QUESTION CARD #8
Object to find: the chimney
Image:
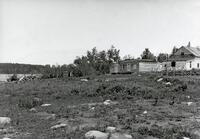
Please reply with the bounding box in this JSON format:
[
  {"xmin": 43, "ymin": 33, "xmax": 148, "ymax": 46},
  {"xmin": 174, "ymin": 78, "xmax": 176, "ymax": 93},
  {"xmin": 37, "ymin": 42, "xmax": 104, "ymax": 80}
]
[{"xmin": 187, "ymin": 41, "xmax": 191, "ymax": 47}]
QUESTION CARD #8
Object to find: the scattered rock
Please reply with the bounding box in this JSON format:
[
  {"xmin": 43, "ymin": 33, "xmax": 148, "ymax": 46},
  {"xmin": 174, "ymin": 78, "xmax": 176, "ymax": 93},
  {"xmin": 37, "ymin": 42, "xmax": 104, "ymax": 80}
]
[
  {"xmin": 90, "ymin": 107, "xmax": 95, "ymax": 110},
  {"xmin": 85, "ymin": 130, "xmax": 108, "ymax": 139},
  {"xmin": 110, "ymin": 133, "xmax": 132, "ymax": 139},
  {"xmin": 81, "ymin": 79, "xmax": 88, "ymax": 82},
  {"xmin": 105, "ymin": 79, "xmax": 109, "ymax": 82},
  {"xmin": 182, "ymin": 102, "xmax": 194, "ymax": 106},
  {"xmin": 106, "ymin": 126, "xmax": 116, "ymax": 133},
  {"xmin": 157, "ymin": 78, "xmax": 163, "ymax": 82},
  {"xmin": 0, "ymin": 117, "xmax": 11, "ymax": 127},
  {"xmin": 41, "ymin": 104, "xmax": 51, "ymax": 107},
  {"xmin": 143, "ymin": 110, "xmax": 148, "ymax": 114},
  {"xmin": 29, "ymin": 108, "xmax": 37, "ymax": 113},
  {"xmin": 165, "ymin": 82, "xmax": 172, "ymax": 86},
  {"xmin": 3, "ymin": 137, "xmax": 11, "ymax": 139},
  {"xmin": 187, "ymin": 102, "xmax": 193, "ymax": 106},
  {"xmin": 51, "ymin": 123, "xmax": 67, "ymax": 129},
  {"xmin": 186, "ymin": 96, "xmax": 191, "ymax": 99},
  {"xmin": 103, "ymin": 100, "xmax": 118, "ymax": 105},
  {"xmin": 36, "ymin": 112, "xmax": 56, "ymax": 120},
  {"xmin": 103, "ymin": 100, "xmax": 111, "ymax": 105}
]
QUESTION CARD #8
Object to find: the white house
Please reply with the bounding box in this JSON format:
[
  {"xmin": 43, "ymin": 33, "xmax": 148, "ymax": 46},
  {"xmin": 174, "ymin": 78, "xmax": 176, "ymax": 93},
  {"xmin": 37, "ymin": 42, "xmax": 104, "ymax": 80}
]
[{"xmin": 165, "ymin": 43, "xmax": 200, "ymax": 71}]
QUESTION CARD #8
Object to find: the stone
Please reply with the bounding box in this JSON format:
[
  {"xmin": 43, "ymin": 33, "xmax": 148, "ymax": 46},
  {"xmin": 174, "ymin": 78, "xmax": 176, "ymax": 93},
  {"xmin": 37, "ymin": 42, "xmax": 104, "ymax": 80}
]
[
  {"xmin": 103, "ymin": 100, "xmax": 119, "ymax": 105},
  {"xmin": 157, "ymin": 78, "xmax": 163, "ymax": 82},
  {"xmin": 103, "ymin": 100, "xmax": 111, "ymax": 105},
  {"xmin": 85, "ymin": 130, "xmax": 108, "ymax": 139},
  {"xmin": 143, "ymin": 110, "xmax": 148, "ymax": 114},
  {"xmin": 110, "ymin": 133, "xmax": 132, "ymax": 139},
  {"xmin": 51, "ymin": 123, "xmax": 67, "ymax": 129},
  {"xmin": 187, "ymin": 102, "xmax": 193, "ymax": 106},
  {"xmin": 0, "ymin": 117, "xmax": 11, "ymax": 127},
  {"xmin": 3, "ymin": 137, "xmax": 11, "ymax": 139},
  {"xmin": 29, "ymin": 108, "xmax": 37, "ymax": 113},
  {"xmin": 186, "ymin": 96, "xmax": 191, "ymax": 99},
  {"xmin": 183, "ymin": 137, "xmax": 190, "ymax": 139},
  {"xmin": 165, "ymin": 82, "xmax": 172, "ymax": 86},
  {"xmin": 106, "ymin": 126, "xmax": 116, "ymax": 133},
  {"xmin": 36, "ymin": 112, "xmax": 56, "ymax": 120},
  {"xmin": 81, "ymin": 79, "xmax": 88, "ymax": 82},
  {"xmin": 41, "ymin": 104, "xmax": 51, "ymax": 107}
]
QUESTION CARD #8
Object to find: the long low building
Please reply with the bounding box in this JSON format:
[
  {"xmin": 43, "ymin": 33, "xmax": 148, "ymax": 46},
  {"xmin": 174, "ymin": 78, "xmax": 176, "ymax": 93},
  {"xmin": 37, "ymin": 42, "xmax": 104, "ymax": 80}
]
[{"xmin": 110, "ymin": 59, "xmax": 163, "ymax": 74}]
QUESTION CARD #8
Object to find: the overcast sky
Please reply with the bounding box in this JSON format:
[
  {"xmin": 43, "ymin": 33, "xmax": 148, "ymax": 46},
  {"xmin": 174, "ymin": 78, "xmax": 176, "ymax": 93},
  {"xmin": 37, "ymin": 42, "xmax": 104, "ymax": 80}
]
[{"xmin": 1, "ymin": 0, "xmax": 200, "ymax": 65}]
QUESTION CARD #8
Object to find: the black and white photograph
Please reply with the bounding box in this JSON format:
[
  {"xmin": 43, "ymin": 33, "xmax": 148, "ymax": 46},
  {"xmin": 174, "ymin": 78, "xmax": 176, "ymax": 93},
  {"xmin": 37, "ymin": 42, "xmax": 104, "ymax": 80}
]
[{"xmin": 1, "ymin": 0, "xmax": 200, "ymax": 138}]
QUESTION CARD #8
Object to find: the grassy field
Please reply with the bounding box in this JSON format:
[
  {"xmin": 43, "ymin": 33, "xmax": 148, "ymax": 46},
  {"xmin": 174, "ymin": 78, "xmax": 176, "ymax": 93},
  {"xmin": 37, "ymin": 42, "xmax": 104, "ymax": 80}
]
[{"xmin": 1, "ymin": 74, "xmax": 200, "ymax": 138}]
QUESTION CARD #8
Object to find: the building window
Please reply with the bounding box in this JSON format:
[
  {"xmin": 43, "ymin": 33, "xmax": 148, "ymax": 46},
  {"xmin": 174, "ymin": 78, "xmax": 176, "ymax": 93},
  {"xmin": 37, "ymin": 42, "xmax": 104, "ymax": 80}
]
[
  {"xmin": 198, "ymin": 63, "xmax": 199, "ymax": 68},
  {"xmin": 181, "ymin": 52, "xmax": 184, "ymax": 56},
  {"xmin": 190, "ymin": 61, "xmax": 192, "ymax": 68},
  {"xmin": 122, "ymin": 64, "xmax": 125, "ymax": 70},
  {"xmin": 171, "ymin": 61, "xmax": 176, "ymax": 67},
  {"xmin": 132, "ymin": 64, "xmax": 136, "ymax": 70}
]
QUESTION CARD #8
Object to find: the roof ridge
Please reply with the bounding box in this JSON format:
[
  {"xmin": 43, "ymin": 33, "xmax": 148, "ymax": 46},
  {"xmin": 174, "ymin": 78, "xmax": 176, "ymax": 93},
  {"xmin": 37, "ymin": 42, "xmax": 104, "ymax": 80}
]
[{"xmin": 185, "ymin": 46, "xmax": 200, "ymax": 57}]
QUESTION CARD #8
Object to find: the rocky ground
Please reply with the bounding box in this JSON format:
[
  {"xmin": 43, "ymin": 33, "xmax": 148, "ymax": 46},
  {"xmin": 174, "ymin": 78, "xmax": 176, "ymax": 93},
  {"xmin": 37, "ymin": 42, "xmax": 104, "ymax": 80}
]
[{"xmin": 0, "ymin": 74, "xmax": 200, "ymax": 138}]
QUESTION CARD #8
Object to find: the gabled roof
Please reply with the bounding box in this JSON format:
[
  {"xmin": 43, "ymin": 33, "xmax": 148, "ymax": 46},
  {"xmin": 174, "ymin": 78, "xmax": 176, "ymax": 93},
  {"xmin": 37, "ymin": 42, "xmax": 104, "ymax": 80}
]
[{"xmin": 185, "ymin": 46, "xmax": 200, "ymax": 57}]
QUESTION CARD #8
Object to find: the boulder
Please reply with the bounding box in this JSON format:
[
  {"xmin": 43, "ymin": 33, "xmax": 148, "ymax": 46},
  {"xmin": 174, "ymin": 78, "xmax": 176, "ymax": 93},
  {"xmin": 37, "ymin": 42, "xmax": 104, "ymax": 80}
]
[
  {"xmin": 51, "ymin": 123, "xmax": 67, "ymax": 129},
  {"xmin": 85, "ymin": 130, "xmax": 108, "ymax": 139},
  {"xmin": 0, "ymin": 117, "xmax": 11, "ymax": 127}
]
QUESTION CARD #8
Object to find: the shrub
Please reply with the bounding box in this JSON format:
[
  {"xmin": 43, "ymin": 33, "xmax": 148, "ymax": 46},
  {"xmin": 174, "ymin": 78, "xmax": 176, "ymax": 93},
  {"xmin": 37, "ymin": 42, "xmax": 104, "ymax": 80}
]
[
  {"xmin": 96, "ymin": 84, "xmax": 108, "ymax": 96},
  {"xmin": 137, "ymin": 126, "xmax": 149, "ymax": 135},
  {"xmin": 70, "ymin": 89, "xmax": 80, "ymax": 95},
  {"xmin": 7, "ymin": 74, "xmax": 19, "ymax": 82},
  {"xmin": 18, "ymin": 97, "xmax": 43, "ymax": 109},
  {"xmin": 148, "ymin": 125, "xmax": 163, "ymax": 138}
]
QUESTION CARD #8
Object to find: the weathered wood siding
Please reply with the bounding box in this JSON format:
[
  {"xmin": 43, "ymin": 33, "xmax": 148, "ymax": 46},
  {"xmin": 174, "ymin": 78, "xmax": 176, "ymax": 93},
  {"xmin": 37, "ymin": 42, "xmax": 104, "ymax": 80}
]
[{"xmin": 139, "ymin": 62, "xmax": 162, "ymax": 72}]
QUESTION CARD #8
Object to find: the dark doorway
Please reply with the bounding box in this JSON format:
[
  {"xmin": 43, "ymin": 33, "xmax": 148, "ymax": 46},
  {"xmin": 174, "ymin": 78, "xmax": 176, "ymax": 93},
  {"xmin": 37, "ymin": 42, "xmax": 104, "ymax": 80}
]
[{"xmin": 171, "ymin": 61, "xmax": 176, "ymax": 67}]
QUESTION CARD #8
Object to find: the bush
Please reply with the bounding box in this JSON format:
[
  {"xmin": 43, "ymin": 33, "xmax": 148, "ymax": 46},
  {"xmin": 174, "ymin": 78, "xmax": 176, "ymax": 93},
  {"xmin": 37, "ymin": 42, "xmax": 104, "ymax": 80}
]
[
  {"xmin": 7, "ymin": 74, "xmax": 19, "ymax": 82},
  {"xmin": 137, "ymin": 126, "xmax": 149, "ymax": 135},
  {"xmin": 70, "ymin": 89, "xmax": 80, "ymax": 95},
  {"xmin": 18, "ymin": 97, "xmax": 43, "ymax": 109}
]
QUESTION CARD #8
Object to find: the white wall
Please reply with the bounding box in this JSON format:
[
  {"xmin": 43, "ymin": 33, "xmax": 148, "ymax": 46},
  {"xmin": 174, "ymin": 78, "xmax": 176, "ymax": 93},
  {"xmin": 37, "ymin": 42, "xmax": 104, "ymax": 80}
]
[
  {"xmin": 139, "ymin": 62, "xmax": 162, "ymax": 72},
  {"xmin": 186, "ymin": 58, "xmax": 200, "ymax": 70}
]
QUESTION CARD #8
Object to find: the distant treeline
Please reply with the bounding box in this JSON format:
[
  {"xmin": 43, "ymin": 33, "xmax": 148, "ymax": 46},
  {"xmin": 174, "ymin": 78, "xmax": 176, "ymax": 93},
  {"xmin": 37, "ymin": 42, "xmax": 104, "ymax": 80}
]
[
  {"xmin": 0, "ymin": 63, "xmax": 68, "ymax": 78},
  {"xmin": 0, "ymin": 63, "xmax": 45, "ymax": 74}
]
